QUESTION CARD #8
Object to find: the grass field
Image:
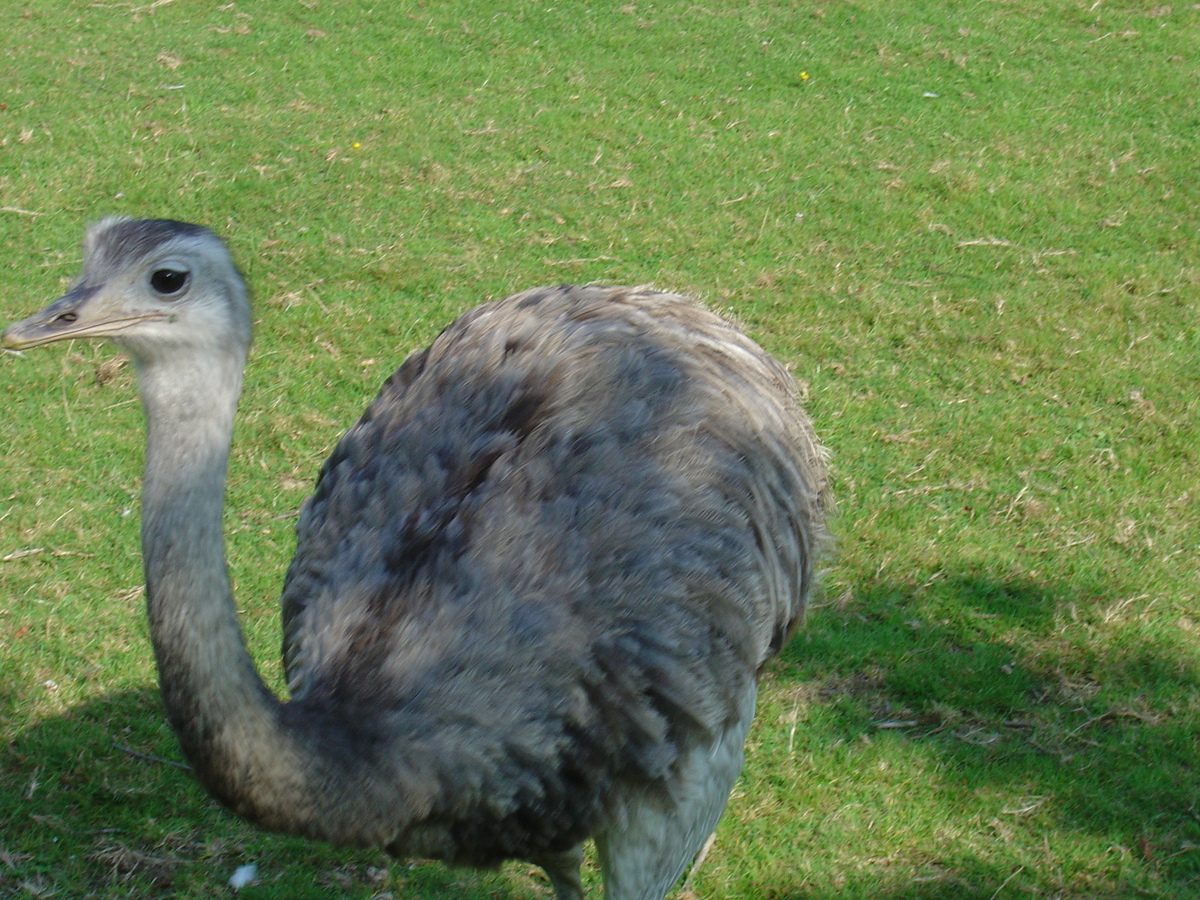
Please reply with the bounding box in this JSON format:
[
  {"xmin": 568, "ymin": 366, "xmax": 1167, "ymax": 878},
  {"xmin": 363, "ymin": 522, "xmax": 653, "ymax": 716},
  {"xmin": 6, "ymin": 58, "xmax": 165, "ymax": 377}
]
[{"xmin": 1, "ymin": 1, "xmax": 1198, "ymax": 897}]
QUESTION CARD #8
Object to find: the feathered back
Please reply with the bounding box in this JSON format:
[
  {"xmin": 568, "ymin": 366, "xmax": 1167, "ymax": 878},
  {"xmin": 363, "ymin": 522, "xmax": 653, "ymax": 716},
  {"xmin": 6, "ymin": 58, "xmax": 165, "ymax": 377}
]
[{"xmin": 276, "ymin": 284, "xmax": 827, "ymax": 859}]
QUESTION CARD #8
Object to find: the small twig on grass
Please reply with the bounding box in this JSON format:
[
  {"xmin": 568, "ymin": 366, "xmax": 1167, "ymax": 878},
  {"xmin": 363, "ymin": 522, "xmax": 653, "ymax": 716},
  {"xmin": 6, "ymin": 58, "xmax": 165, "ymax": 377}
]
[
  {"xmin": 1002, "ymin": 796, "xmax": 1048, "ymax": 817},
  {"xmin": 786, "ymin": 691, "xmax": 807, "ymax": 755},
  {"xmin": 988, "ymin": 865, "xmax": 1025, "ymax": 900},
  {"xmin": 1019, "ymin": 534, "xmax": 1095, "ymax": 554},
  {"xmin": 544, "ymin": 256, "xmax": 619, "ymax": 266},
  {"xmin": 113, "ymin": 741, "xmax": 192, "ymax": 771},
  {"xmin": 1, "ymin": 548, "xmax": 44, "ymax": 562},
  {"xmin": 958, "ymin": 236, "xmax": 1018, "ymax": 249},
  {"xmin": 678, "ymin": 832, "xmax": 717, "ymax": 898},
  {"xmin": 1, "ymin": 547, "xmax": 96, "ymax": 562},
  {"xmin": 955, "ymin": 235, "xmax": 1075, "ymax": 266},
  {"xmin": 1067, "ymin": 711, "xmax": 1113, "ymax": 736},
  {"xmin": 1002, "ymin": 484, "xmax": 1030, "ymax": 521}
]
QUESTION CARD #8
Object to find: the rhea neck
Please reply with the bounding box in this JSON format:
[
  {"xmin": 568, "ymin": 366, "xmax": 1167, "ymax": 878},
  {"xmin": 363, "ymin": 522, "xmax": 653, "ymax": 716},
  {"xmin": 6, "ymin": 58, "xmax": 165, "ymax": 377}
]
[
  {"xmin": 135, "ymin": 339, "xmax": 247, "ymax": 652},
  {"xmin": 132, "ymin": 338, "xmax": 298, "ymax": 820},
  {"xmin": 128, "ymin": 333, "xmax": 421, "ymax": 847}
]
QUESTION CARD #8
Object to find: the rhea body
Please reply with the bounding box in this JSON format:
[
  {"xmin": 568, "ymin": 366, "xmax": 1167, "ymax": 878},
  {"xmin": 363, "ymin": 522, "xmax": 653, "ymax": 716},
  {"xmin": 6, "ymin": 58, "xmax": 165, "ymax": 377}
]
[{"xmin": 2, "ymin": 218, "xmax": 828, "ymax": 899}]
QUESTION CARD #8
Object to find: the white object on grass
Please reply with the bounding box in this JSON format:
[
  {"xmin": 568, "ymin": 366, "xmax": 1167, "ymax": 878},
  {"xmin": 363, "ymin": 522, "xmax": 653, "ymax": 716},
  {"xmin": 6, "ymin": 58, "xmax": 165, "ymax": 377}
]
[{"xmin": 229, "ymin": 864, "xmax": 257, "ymax": 889}]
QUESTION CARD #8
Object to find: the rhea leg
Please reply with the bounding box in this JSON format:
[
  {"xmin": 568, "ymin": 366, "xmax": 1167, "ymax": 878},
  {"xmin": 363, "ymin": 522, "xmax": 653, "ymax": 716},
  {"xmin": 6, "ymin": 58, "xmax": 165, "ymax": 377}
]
[
  {"xmin": 532, "ymin": 845, "xmax": 585, "ymax": 900},
  {"xmin": 594, "ymin": 685, "xmax": 756, "ymax": 900}
]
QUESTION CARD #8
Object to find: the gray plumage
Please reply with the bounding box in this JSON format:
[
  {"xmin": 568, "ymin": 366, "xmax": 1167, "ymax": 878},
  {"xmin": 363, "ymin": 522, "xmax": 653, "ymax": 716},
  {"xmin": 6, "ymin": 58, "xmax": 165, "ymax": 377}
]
[{"xmin": 2, "ymin": 217, "xmax": 829, "ymax": 899}]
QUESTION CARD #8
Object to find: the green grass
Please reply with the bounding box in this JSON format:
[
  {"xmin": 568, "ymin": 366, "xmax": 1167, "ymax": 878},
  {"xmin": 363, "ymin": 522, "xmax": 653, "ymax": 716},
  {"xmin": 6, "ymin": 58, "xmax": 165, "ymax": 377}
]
[{"xmin": 1, "ymin": 0, "xmax": 1198, "ymax": 897}]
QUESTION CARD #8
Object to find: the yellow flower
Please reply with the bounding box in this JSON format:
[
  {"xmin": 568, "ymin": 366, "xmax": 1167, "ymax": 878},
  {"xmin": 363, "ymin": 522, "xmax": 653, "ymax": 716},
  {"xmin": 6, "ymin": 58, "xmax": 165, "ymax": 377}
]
[
  {"xmin": 799, "ymin": 71, "xmax": 810, "ymax": 82},
  {"xmin": 352, "ymin": 142, "xmax": 361, "ymax": 149}
]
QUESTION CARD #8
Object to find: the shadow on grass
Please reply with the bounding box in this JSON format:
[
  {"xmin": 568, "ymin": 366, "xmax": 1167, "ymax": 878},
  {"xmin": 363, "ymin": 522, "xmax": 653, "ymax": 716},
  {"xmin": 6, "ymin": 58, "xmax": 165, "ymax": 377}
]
[
  {"xmin": 0, "ymin": 689, "xmax": 536, "ymax": 899},
  {"xmin": 3, "ymin": 572, "xmax": 1197, "ymax": 898},
  {"xmin": 774, "ymin": 569, "xmax": 1200, "ymax": 898}
]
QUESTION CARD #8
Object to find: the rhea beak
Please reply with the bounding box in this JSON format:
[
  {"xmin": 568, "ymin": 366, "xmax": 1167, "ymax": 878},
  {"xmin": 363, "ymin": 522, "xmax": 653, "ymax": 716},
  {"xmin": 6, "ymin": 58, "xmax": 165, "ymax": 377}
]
[{"xmin": 2, "ymin": 287, "xmax": 168, "ymax": 350}]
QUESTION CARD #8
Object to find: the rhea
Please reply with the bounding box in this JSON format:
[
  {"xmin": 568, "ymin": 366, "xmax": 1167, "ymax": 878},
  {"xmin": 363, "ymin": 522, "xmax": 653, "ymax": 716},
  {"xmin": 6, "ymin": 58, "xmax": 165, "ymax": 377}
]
[{"xmin": 2, "ymin": 218, "xmax": 828, "ymax": 899}]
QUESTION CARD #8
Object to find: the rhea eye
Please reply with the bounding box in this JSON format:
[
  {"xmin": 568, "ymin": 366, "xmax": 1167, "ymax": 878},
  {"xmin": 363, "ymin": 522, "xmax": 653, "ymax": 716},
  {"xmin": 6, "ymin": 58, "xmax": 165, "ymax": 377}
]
[{"xmin": 150, "ymin": 268, "xmax": 189, "ymax": 296}]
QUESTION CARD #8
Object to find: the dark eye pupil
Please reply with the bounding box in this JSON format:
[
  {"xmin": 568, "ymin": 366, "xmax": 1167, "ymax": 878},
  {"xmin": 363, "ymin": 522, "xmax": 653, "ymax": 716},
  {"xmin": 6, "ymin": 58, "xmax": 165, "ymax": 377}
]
[{"xmin": 151, "ymin": 268, "xmax": 188, "ymax": 295}]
